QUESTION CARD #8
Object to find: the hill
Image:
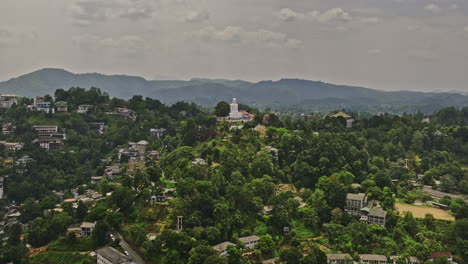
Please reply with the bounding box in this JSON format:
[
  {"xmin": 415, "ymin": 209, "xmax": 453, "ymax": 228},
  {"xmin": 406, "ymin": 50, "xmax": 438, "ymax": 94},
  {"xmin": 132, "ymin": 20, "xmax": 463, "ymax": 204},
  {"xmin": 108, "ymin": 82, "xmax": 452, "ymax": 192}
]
[{"xmin": 1, "ymin": 68, "xmax": 467, "ymax": 113}]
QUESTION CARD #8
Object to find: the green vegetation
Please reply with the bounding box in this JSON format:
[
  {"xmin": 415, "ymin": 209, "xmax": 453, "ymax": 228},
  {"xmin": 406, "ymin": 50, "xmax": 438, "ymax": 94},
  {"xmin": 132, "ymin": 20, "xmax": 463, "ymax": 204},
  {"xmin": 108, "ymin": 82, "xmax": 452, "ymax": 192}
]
[
  {"xmin": 0, "ymin": 87, "xmax": 467, "ymax": 264},
  {"xmin": 29, "ymin": 252, "xmax": 93, "ymax": 264}
]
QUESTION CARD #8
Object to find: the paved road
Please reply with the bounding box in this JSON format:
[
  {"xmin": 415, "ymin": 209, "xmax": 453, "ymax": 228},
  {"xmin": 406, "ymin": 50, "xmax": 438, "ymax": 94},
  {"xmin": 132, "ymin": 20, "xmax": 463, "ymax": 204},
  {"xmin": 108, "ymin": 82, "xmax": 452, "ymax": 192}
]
[
  {"xmin": 422, "ymin": 185, "xmax": 468, "ymax": 202},
  {"xmin": 112, "ymin": 231, "xmax": 145, "ymax": 264}
]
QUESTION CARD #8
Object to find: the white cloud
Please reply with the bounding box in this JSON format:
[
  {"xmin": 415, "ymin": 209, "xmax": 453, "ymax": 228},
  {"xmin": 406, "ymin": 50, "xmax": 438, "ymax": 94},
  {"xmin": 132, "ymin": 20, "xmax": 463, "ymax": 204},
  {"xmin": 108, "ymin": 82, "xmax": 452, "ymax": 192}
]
[
  {"xmin": 69, "ymin": 0, "xmax": 155, "ymax": 26},
  {"xmin": 189, "ymin": 26, "xmax": 302, "ymax": 49},
  {"xmin": 464, "ymin": 26, "xmax": 468, "ymax": 32},
  {"xmin": 73, "ymin": 34, "xmax": 148, "ymax": 54},
  {"xmin": 279, "ymin": 7, "xmax": 353, "ymax": 24},
  {"xmin": 424, "ymin": 4, "xmax": 441, "ymax": 14},
  {"xmin": 359, "ymin": 17, "xmax": 380, "ymax": 24},
  {"xmin": 184, "ymin": 10, "xmax": 210, "ymax": 23},
  {"xmin": 449, "ymin": 4, "xmax": 458, "ymax": 10}
]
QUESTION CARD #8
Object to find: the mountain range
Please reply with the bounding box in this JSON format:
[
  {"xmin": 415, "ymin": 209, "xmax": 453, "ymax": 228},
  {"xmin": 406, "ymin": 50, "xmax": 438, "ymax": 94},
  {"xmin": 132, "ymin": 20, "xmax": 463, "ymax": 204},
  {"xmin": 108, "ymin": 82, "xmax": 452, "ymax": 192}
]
[{"xmin": 1, "ymin": 68, "xmax": 467, "ymax": 113}]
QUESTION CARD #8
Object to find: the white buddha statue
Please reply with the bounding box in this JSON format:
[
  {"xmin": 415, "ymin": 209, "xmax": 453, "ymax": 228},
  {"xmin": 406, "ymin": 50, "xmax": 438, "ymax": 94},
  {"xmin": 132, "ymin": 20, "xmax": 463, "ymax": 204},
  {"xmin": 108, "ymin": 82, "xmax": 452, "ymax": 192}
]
[{"xmin": 229, "ymin": 98, "xmax": 243, "ymax": 119}]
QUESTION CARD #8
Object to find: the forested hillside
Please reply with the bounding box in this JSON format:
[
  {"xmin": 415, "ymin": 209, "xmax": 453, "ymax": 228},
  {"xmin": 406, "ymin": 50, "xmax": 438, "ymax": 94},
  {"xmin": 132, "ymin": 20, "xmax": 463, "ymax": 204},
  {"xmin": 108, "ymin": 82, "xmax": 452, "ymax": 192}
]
[
  {"xmin": 1, "ymin": 68, "xmax": 468, "ymax": 113},
  {"xmin": 0, "ymin": 88, "xmax": 467, "ymax": 264}
]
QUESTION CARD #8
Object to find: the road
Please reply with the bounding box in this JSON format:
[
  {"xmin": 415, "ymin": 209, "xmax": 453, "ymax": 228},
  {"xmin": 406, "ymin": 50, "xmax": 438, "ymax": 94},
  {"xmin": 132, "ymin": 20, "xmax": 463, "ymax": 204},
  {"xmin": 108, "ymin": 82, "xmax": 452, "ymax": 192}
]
[
  {"xmin": 112, "ymin": 231, "xmax": 145, "ymax": 264},
  {"xmin": 422, "ymin": 185, "xmax": 468, "ymax": 202}
]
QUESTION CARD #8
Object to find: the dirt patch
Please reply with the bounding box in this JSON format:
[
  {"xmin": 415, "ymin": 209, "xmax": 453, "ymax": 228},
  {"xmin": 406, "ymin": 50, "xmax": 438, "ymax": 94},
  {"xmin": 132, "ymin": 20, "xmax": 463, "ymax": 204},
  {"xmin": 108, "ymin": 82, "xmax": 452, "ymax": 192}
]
[
  {"xmin": 28, "ymin": 246, "xmax": 47, "ymax": 257},
  {"xmin": 395, "ymin": 203, "xmax": 454, "ymax": 221}
]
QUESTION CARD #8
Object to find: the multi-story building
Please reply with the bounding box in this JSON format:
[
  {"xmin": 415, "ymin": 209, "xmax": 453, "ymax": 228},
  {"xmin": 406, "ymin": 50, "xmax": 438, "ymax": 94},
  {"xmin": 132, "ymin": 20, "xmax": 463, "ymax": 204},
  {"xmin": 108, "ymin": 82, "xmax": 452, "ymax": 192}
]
[
  {"xmin": 239, "ymin": 235, "xmax": 260, "ymax": 249},
  {"xmin": 345, "ymin": 193, "xmax": 387, "ymax": 227},
  {"xmin": 33, "ymin": 125, "xmax": 59, "ymax": 136},
  {"xmin": 38, "ymin": 138, "xmax": 64, "ymax": 150},
  {"xmin": 0, "ymin": 94, "xmax": 18, "ymax": 108},
  {"xmin": 345, "ymin": 193, "xmax": 367, "ymax": 216},
  {"xmin": 55, "ymin": 101, "xmax": 68, "ymax": 112},
  {"xmin": 33, "ymin": 97, "xmax": 55, "ymax": 113}
]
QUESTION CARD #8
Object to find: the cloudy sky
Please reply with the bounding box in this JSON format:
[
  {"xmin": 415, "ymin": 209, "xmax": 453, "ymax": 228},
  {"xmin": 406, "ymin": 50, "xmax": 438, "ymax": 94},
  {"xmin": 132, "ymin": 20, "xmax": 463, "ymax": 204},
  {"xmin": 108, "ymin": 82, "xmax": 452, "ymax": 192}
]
[{"xmin": 1, "ymin": 0, "xmax": 468, "ymax": 91}]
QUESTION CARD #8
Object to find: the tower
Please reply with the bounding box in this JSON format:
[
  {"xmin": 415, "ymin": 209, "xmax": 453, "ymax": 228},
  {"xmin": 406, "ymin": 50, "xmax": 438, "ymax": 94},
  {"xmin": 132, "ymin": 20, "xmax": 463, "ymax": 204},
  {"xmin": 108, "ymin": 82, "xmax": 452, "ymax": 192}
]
[{"xmin": 177, "ymin": 216, "xmax": 183, "ymax": 231}]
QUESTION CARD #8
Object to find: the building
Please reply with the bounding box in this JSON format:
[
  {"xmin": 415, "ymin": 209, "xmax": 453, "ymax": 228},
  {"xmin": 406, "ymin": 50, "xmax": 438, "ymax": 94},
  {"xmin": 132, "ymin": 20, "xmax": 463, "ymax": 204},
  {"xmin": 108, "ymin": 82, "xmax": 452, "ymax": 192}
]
[
  {"xmin": 129, "ymin": 140, "xmax": 148, "ymax": 155},
  {"xmin": 104, "ymin": 165, "xmax": 120, "ymax": 180},
  {"xmin": 327, "ymin": 253, "xmax": 354, "ymax": 264},
  {"xmin": 192, "ymin": 158, "xmax": 207, "ymax": 166},
  {"xmin": 80, "ymin": 222, "xmax": 96, "ymax": 236},
  {"xmin": 345, "ymin": 193, "xmax": 387, "ymax": 227},
  {"xmin": 38, "ymin": 138, "xmax": 64, "ymax": 150},
  {"xmin": 55, "ymin": 101, "xmax": 68, "ymax": 112},
  {"xmin": 331, "ymin": 112, "xmax": 354, "ymax": 129},
  {"xmin": 429, "ymin": 252, "xmax": 453, "ymax": 263},
  {"xmin": 0, "ymin": 94, "xmax": 18, "ymax": 108},
  {"xmin": 360, "ymin": 204, "xmax": 387, "ymax": 227},
  {"xmin": 345, "ymin": 193, "xmax": 368, "ymax": 216},
  {"xmin": 359, "ymin": 254, "xmax": 388, "ymax": 264},
  {"xmin": 150, "ymin": 128, "xmax": 167, "ymax": 139},
  {"xmin": 2, "ymin": 123, "xmax": 15, "ymax": 135},
  {"xmin": 213, "ymin": 241, "xmax": 236, "ymax": 257},
  {"xmin": 390, "ymin": 256, "xmax": 421, "ymax": 264},
  {"xmin": 33, "ymin": 97, "xmax": 55, "ymax": 114},
  {"xmin": 96, "ymin": 246, "xmax": 132, "ymax": 264},
  {"xmin": 3, "ymin": 142, "xmax": 24, "ymax": 151},
  {"xmin": 89, "ymin": 122, "xmax": 106, "ymax": 134},
  {"xmin": 33, "ymin": 125, "xmax": 59, "ymax": 136},
  {"xmin": 91, "ymin": 176, "xmax": 103, "ymax": 185},
  {"xmin": 77, "ymin": 104, "xmax": 93, "ymax": 114},
  {"xmin": 239, "ymin": 235, "xmax": 259, "ymax": 249}
]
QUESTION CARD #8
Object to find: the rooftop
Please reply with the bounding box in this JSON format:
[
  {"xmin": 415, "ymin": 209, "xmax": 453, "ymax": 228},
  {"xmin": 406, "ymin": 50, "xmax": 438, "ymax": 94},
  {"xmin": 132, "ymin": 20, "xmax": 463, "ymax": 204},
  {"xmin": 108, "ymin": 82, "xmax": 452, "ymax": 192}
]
[
  {"xmin": 239, "ymin": 235, "xmax": 260, "ymax": 244},
  {"xmin": 430, "ymin": 252, "xmax": 452, "ymax": 259},
  {"xmin": 80, "ymin": 222, "xmax": 96, "ymax": 228},
  {"xmin": 327, "ymin": 253, "xmax": 353, "ymax": 261},
  {"xmin": 359, "ymin": 254, "xmax": 387, "ymax": 262},
  {"xmin": 95, "ymin": 246, "xmax": 131, "ymax": 264},
  {"xmin": 212, "ymin": 241, "xmax": 236, "ymax": 252},
  {"xmin": 347, "ymin": 193, "xmax": 366, "ymax": 201}
]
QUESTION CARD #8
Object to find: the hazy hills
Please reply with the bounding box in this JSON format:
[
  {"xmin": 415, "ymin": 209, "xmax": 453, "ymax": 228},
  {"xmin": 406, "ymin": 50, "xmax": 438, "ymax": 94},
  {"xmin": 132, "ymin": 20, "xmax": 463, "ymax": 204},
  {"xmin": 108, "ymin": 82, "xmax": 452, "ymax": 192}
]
[{"xmin": 1, "ymin": 68, "xmax": 467, "ymax": 113}]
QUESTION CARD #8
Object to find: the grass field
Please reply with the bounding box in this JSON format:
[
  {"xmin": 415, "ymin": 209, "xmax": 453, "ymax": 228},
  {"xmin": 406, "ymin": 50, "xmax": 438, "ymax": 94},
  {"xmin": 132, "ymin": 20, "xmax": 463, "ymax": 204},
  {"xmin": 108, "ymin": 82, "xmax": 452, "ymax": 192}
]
[{"xmin": 395, "ymin": 203, "xmax": 454, "ymax": 221}]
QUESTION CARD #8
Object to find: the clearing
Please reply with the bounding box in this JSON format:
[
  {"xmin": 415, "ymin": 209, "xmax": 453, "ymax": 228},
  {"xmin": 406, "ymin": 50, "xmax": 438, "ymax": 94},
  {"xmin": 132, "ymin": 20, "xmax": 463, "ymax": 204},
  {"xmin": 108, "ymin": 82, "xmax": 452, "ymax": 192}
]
[{"xmin": 395, "ymin": 203, "xmax": 454, "ymax": 221}]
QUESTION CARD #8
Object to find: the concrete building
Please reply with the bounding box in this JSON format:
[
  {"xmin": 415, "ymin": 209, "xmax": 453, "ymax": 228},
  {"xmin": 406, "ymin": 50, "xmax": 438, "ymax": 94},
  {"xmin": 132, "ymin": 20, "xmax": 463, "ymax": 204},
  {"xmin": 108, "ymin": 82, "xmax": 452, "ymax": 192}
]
[
  {"xmin": 80, "ymin": 222, "xmax": 96, "ymax": 236},
  {"xmin": 327, "ymin": 253, "xmax": 354, "ymax": 264},
  {"xmin": 77, "ymin": 104, "xmax": 93, "ymax": 114},
  {"xmin": 0, "ymin": 94, "xmax": 18, "ymax": 108},
  {"xmin": 150, "ymin": 128, "xmax": 166, "ymax": 139},
  {"xmin": 331, "ymin": 112, "xmax": 354, "ymax": 129},
  {"xmin": 213, "ymin": 241, "xmax": 236, "ymax": 257},
  {"xmin": 55, "ymin": 101, "xmax": 68, "ymax": 112},
  {"xmin": 239, "ymin": 235, "xmax": 260, "ymax": 249},
  {"xmin": 33, "ymin": 97, "xmax": 55, "ymax": 114},
  {"xmin": 359, "ymin": 254, "xmax": 388, "ymax": 264},
  {"xmin": 345, "ymin": 193, "xmax": 368, "ymax": 216},
  {"xmin": 345, "ymin": 193, "xmax": 387, "ymax": 227},
  {"xmin": 429, "ymin": 252, "xmax": 453, "ymax": 263},
  {"xmin": 33, "ymin": 125, "xmax": 59, "ymax": 136},
  {"xmin": 96, "ymin": 246, "xmax": 132, "ymax": 264},
  {"xmin": 38, "ymin": 138, "xmax": 64, "ymax": 150},
  {"xmin": 91, "ymin": 176, "xmax": 103, "ymax": 185},
  {"xmin": 3, "ymin": 142, "xmax": 24, "ymax": 151},
  {"xmin": 390, "ymin": 256, "xmax": 421, "ymax": 264}
]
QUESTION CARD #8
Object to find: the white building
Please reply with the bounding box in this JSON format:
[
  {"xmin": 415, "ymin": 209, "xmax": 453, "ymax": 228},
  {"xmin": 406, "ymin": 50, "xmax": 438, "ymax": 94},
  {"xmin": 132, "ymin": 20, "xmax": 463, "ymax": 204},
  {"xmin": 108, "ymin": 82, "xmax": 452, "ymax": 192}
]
[
  {"xmin": 239, "ymin": 235, "xmax": 260, "ymax": 249},
  {"xmin": 77, "ymin": 104, "xmax": 93, "ymax": 114},
  {"xmin": 33, "ymin": 97, "xmax": 55, "ymax": 114},
  {"xmin": 213, "ymin": 241, "xmax": 236, "ymax": 257}
]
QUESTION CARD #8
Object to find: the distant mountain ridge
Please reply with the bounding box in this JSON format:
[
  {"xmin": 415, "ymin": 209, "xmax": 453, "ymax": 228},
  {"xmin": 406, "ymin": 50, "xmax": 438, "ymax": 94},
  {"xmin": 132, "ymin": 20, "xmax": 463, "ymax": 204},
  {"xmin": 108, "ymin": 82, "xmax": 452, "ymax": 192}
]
[{"xmin": 1, "ymin": 68, "xmax": 467, "ymax": 113}]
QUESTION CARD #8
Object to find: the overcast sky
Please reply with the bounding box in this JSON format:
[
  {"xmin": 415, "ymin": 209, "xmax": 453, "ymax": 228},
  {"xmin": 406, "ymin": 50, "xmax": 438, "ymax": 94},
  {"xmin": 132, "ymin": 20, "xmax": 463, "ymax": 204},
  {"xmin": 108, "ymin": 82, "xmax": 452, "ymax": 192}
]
[{"xmin": 1, "ymin": 0, "xmax": 468, "ymax": 91}]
